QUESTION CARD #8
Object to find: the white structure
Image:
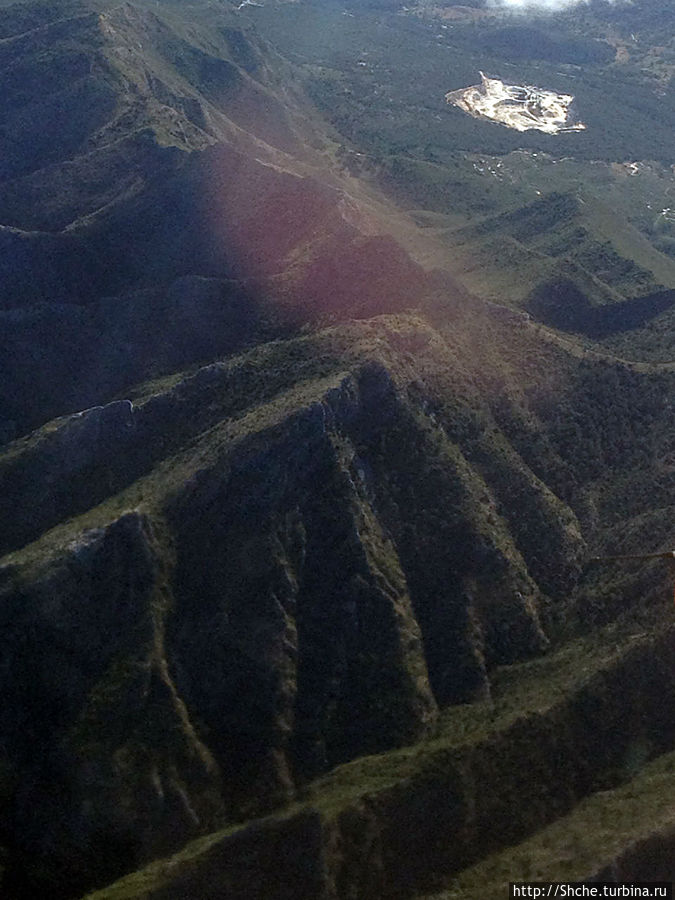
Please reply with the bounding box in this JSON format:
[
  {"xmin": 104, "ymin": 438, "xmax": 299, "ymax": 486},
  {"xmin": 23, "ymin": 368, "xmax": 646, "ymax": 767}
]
[{"xmin": 446, "ymin": 72, "xmax": 586, "ymax": 134}]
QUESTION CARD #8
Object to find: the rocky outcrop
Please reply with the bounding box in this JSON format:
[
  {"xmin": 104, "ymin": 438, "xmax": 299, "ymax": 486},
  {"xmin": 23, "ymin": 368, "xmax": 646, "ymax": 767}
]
[
  {"xmin": 0, "ymin": 344, "xmax": 574, "ymax": 897},
  {"xmin": 0, "ymin": 512, "xmax": 222, "ymax": 900},
  {"xmin": 83, "ymin": 623, "xmax": 675, "ymax": 900},
  {"xmin": 3, "ymin": 292, "xmax": 671, "ymax": 895},
  {"xmin": 0, "ymin": 400, "xmax": 137, "ymax": 554}
]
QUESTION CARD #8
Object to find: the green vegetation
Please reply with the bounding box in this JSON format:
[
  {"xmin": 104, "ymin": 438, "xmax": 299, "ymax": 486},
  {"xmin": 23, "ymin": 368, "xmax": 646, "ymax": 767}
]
[
  {"xmin": 82, "ymin": 609, "xmax": 675, "ymax": 899},
  {"xmin": 241, "ymin": 0, "xmax": 675, "ymax": 361},
  {"xmin": 426, "ymin": 749, "xmax": 675, "ymax": 898},
  {"xmin": 0, "ymin": 0, "xmax": 674, "ymax": 896},
  {"xmin": 249, "ymin": 0, "xmax": 675, "ymax": 164},
  {"xmin": 1, "ymin": 308, "xmax": 672, "ymax": 897}
]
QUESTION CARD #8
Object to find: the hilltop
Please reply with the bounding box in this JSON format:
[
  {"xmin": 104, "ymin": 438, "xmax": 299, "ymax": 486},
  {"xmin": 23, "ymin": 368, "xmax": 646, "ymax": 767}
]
[{"xmin": 0, "ymin": 0, "xmax": 673, "ymax": 897}]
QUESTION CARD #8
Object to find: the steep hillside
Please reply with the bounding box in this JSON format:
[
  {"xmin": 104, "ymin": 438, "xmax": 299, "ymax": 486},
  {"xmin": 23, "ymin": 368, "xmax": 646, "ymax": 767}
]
[
  {"xmin": 80, "ymin": 617, "xmax": 675, "ymax": 900},
  {"xmin": 246, "ymin": 0, "xmax": 675, "ymax": 363},
  {"xmin": 1, "ymin": 0, "xmax": 674, "ymax": 898},
  {"xmin": 1, "ymin": 310, "xmax": 673, "ymax": 898},
  {"xmin": 0, "ymin": 0, "xmax": 440, "ymax": 439}
]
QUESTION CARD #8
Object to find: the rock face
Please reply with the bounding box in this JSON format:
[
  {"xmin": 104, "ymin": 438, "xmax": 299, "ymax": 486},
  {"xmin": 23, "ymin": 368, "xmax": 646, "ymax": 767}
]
[
  {"xmin": 0, "ymin": 512, "xmax": 222, "ymax": 899},
  {"xmin": 1, "ymin": 1, "xmax": 674, "ymax": 898},
  {"xmin": 2, "ymin": 295, "xmax": 673, "ymax": 897},
  {"xmin": 0, "ymin": 328, "xmax": 576, "ymax": 897},
  {"xmin": 82, "ymin": 624, "xmax": 675, "ymax": 900},
  {"xmin": 167, "ymin": 374, "xmax": 438, "ymax": 796}
]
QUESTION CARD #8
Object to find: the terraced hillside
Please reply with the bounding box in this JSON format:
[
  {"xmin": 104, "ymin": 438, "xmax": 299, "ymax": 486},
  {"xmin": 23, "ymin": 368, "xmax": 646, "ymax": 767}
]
[{"xmin": 0, "ymin": 0, "xmax": 674, "ymax": 898}]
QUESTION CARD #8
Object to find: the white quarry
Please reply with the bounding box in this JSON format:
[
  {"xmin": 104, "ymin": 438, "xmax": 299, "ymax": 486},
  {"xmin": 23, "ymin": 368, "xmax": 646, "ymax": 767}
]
[{"xmin": 446, "ymin": 72, "xmax": 586, "ymax": 134}]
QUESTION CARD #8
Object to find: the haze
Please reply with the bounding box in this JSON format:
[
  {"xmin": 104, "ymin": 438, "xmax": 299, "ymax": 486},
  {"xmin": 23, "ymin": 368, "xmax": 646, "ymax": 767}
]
[{"xmin": 490, "ymin": 0, "xmax": 592, "ymax": 10}]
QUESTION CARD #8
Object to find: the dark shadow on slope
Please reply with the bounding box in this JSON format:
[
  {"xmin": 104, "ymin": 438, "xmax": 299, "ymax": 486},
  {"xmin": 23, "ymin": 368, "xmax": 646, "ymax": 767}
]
[
  {"xmin": 526, "ymin": 279, "xmax": 675, "ymax": 339},
  {"xmin": 0, "ymin": 275, "xmax": 277, "ymax": 442}
]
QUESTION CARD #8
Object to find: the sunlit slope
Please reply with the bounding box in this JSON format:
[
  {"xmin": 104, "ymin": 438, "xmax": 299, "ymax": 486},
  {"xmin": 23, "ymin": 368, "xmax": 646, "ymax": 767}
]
[
  {"xmin": 423, "ymin": 745, "xmax": 675, "ymax": 899},
  {"xmin": 0, "ymin": 0, "xmax": 313, "ymax": 230},
  {"xmin": 446, "ymin": 192, "xmax": 675, "ymax": 345},
  {"xmin": 1, "ymin": 308, "xmax": 673, "ymax": 897},
  {"xmin": 81, "ymin": 614, "xmax": 675, "ymax": 900},
  {"xmin": 1, "ymin": 0, "xmax": 674, "ymax": 897},
  {"xmin": 0, "ymin": 0, "xmax": 447, "ymax": 441},
  {"xmin": 240, "ymin": 0, "xmax": 675, "ymax": 363}
]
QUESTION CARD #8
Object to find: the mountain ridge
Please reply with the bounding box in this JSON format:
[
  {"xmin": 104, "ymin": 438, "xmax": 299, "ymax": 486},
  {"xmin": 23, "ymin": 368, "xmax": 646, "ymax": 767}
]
[{"xmin": 1, "ymin": 0, "xmax": 674, "ymax": 896}]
